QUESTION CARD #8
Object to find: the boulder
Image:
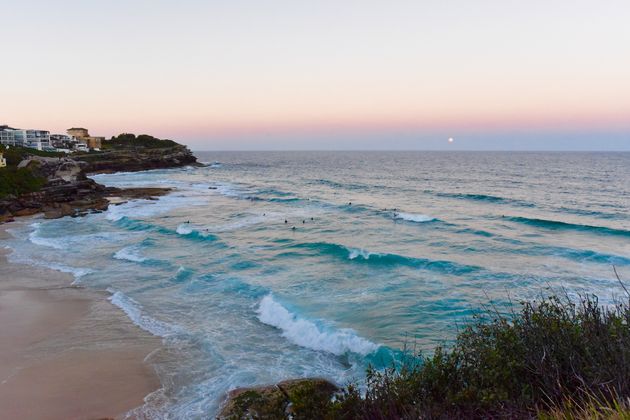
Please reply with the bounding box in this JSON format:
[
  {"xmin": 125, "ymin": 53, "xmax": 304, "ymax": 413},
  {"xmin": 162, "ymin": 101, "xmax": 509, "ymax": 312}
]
[{"xmin": 218, "ymin": 378, "xmax": 338, "ymax": 419}]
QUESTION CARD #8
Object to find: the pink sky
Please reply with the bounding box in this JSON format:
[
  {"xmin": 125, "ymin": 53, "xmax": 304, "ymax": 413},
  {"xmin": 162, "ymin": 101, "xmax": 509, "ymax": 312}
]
[{"xmin": 2, "ymin": 1, "xmax": 629, "ymax": 149}]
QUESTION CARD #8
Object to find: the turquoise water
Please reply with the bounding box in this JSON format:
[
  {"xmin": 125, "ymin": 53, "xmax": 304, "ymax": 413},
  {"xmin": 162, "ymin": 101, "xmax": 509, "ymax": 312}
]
[{"xmin": 3, "ymin": 151, "xmax": 630, "ymax": 417}]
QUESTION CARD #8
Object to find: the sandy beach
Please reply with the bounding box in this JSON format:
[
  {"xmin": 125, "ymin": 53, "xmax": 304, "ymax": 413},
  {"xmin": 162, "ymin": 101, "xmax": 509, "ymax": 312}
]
[{"xmin": 0, "ymin": 223, "xmax": 161, "ymax": 419}]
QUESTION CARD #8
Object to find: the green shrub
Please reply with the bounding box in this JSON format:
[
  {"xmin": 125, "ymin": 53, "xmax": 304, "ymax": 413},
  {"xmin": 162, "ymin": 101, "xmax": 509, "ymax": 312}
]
[
  {"xmin": 217, "ymin": 290, "xmax": 630, "ymax": 419},
  {"xmin": 330, "ymin": 292, "xmax": 630, "ymax": 419},
  {"xmin": 0, "ymin": 166, "xmax": 46, "ymax": 198},
  {"xmin": 103, "ymin": 133, "xmax": 177, "ymax": 149},
  {"xmin": 0, "ymin": 145, "xmax": 63, "ymax": 166}
]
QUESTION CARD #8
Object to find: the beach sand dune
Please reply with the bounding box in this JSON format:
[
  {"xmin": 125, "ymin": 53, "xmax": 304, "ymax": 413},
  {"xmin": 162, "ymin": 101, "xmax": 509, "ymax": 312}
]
[{"xmin": 0, "ymin": 225, "xmax": 161, "ymax": 420}]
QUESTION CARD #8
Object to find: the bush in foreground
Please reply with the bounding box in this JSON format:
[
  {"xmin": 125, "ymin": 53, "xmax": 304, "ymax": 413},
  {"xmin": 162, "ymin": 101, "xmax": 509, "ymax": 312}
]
[
  {"xmin": 331, "ymin": 292, "xmax": 630, "ymax": 419},
  {"xmin": 222, "ymin": 289, "xmax": 630, "ymax": 419}
]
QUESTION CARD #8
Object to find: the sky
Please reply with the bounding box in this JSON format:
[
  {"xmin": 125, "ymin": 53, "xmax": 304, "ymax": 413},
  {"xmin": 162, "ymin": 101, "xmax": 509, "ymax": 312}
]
[{"xmin": 1, "ymin": 0, "xmax": 629, "ymax": 150}]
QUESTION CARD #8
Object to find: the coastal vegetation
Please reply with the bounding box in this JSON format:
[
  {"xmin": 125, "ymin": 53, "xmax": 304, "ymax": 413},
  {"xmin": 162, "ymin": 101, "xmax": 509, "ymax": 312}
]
[
  {"xmin": 103, "ymin": 133, "xmax": 178, "ymax": 149},
  {"xmin": 0, "ymin": 137, "xmax": 197, "ymax": 220},
  {"xmin": 0, "ymin": 146, "xmax": 49, "ymax": 198},
  {"xmin": 0, "ymin": 166, "xmax": 46, "ymax": 199},
  {"xmin": 0, "ymin": 145, "xmax": 63, "ymax": 166},
  {"xmin": 221, "ymin": 286, "xmax": 630, "ymax": 419}
]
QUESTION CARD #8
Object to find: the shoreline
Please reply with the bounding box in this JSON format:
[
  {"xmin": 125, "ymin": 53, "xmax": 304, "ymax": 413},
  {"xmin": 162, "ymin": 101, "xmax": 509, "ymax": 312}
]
[{"xmin": 0, "ymin": 223, "xmax": 162, "ymax": 419}]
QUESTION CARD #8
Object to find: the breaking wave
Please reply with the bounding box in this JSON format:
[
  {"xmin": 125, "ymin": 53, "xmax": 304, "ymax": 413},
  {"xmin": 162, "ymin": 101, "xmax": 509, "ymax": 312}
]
[
  {"xmin": 113, "ymin": 246, "xmax": 147, "ymax": 263},
  {"xmin": 394, "ymin": 212, "xmax": 435, "ymax": 223},
  {"xmin": 257, "ymin": 294, "xmax": 379, "ymax": 356}
]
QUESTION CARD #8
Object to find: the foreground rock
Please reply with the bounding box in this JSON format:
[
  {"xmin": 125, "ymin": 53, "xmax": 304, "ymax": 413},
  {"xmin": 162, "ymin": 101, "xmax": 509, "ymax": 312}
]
[{"xmin": 218, "ymin": 378, "xmax": 338, "ymax": 419}]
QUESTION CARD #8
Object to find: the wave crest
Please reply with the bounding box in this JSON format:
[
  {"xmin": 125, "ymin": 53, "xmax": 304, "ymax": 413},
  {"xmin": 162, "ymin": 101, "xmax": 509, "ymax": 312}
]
[
  {"xmin": 257, "ymin": 294, "xmax": 379, "ymax": 356},
  {"xmin": 507, "ymin": 216, "xmax": 630, "ymax": 237},
  {"xmin": 394, "ymin": 212, "xmax": 435, "ymax": 223},
  {"xmin": 290, "ymin": 242, "xmax": 479, "ymax": 275},
  {"xmin": 113, "ymin": 246, "xmax": 147, "ymax": 263}
]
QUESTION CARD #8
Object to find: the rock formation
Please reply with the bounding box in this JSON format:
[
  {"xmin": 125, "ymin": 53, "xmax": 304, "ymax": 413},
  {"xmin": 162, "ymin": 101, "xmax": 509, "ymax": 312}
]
[
  {"xmin": 0, "ymin": 146, "xmax": 194, "ymax": 223},
  {"xmin": 218, "ymin": 378, "xmax": 338, "ymax": 419},
  {"xmin": 76, "ymin": 144, "xmax": 200, "ymax": 174}
]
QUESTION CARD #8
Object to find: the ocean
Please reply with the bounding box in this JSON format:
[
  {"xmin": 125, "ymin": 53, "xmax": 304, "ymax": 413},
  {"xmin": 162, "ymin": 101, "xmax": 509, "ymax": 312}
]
[{"xmin": 3, "ymin": 151, "xmax": 630, "ymax": 417}]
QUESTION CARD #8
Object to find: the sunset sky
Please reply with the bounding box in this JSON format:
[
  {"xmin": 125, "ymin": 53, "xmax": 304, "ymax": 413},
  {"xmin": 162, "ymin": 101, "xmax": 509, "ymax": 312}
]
[{"xmin": 2, "ymin": 0, "xmax": 629, "ymax": 150}]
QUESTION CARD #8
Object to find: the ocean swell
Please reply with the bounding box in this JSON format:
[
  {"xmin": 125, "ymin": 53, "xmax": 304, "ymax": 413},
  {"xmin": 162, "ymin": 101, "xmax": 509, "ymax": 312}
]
[
  {"xmin": 435, "ymin": 192, "xmax": 535, "ymax": 207},
  {"xmin": 290, "ymin": 242, "xmax": 479, "ymax": 275},
  {"xmin": 507, "ymin": 216, "xmax": 630, "ymax": 237}
]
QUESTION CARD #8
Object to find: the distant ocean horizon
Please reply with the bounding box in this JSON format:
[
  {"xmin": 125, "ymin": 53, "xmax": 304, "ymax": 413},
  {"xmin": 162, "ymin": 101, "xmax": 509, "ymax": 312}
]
[{"xmin": 4, "ymin": 151, "xmax": 629, "ymax": 417}]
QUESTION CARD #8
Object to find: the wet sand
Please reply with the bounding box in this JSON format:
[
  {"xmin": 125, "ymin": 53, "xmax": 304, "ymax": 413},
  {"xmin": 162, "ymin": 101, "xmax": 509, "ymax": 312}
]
[{"xmin": 0, "ymin": 224, "xmax": 162, "ymax": 419}]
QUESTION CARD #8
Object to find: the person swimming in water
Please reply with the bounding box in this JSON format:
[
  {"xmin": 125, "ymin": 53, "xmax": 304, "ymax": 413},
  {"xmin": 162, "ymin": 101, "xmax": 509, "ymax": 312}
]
[
  {"xmin": 284, "ymin": 219, "xmax": 288, "ymax": 223},
  {"xmin": 291, "ymin": 226, "xmax": 296, "ymax": 230}
]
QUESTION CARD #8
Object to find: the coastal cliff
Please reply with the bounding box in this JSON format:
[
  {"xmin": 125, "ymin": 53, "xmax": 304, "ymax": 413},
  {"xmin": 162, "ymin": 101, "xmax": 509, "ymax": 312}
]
[
  {"xmin": 77, "ymin": 143, "xmax": 199, "ymax": 174},
  {"xmin": 0, "ymin": 134, "xmax": 198, "ymax": 222}
]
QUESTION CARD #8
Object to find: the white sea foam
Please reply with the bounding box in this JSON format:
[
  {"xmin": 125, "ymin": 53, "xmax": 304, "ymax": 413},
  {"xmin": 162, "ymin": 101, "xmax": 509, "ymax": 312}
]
[
  {"xmin": 106, "ymin": 192, "xmax": 206, "ymax": 222},
  {"xmin": 257, "ymin": 294, "xmax": 379, "ymax": 356},
  {"xmin": 206, "ymin": 213, "xmax": 275, "ymax": 233},
  {"xmin": 108, "ymin": 290, "xmax": 179, "ymax": 338},
  {"xmin": 176, "ymin": 224, "xmax": 194, "ymax": 235},
  {"xmin": 347, "ymin": 247, "xmax": 375, "ymax": 260},
  {"xmin": 47, "ymin": 263, "xmax": 94, "ymax": 284},
  {"xmin": 28, "ymin": 225, "xmax": 63, "ymax": 249},
  {"xmin": 113, "ymin": 246, "xmax": 147, "ymax": 263},
  {"xmin": 4, "ymin": 248, "xmax": 93, "ymax": 283},
  {"xmin": 28, "ymin": 222, "xmax": 121, "ymax": 250},
  {"xmin": 394, "ymin": 212, "xmax": 435, "ymax": 223},
  {"xmin": 213, "ymin": 184, "xmax": 247, "ymax": 198}
]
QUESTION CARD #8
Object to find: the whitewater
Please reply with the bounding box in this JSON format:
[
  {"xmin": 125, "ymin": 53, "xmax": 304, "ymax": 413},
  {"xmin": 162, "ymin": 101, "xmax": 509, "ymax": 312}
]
[{"xmin": 2, "ymin": 151, "xmax": 629, "ymax": 417}]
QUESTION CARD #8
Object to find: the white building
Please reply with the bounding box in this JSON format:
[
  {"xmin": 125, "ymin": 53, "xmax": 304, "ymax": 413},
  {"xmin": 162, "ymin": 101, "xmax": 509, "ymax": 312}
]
[
  {"xmin": 0, "ymin": 128, "xmax": 51, "ymax": 150},
  {"xmin": 0, "ymin": 129, "xmax": 17, "ymax": 146}
]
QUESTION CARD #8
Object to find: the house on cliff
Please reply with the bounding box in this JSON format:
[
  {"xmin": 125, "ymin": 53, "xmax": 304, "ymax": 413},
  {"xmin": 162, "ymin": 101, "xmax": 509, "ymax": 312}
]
[{"xmin": 67, "ymin": 127, "xmax": 104, "ymax": 150}]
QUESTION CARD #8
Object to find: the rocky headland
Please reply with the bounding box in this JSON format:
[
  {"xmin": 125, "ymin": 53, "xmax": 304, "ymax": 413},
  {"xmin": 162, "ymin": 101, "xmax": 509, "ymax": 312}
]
[
  {"xmin": 77, "ymin": 142, "xmax": 199, "ymax": 174},
  {"xmin": 0, "ymin": 135, "xmax": 199, "ymax": 223}
]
